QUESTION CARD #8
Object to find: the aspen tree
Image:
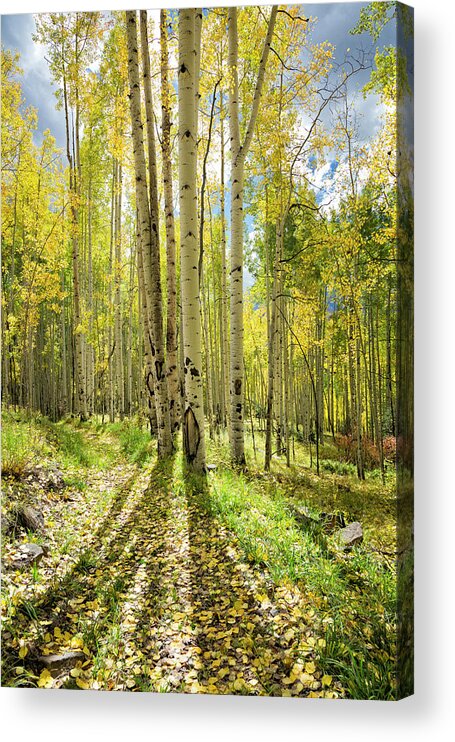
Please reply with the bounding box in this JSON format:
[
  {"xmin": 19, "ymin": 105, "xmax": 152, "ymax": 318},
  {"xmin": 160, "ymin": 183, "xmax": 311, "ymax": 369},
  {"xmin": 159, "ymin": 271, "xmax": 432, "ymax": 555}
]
[
  {"xmin": 178, "ymin": 7, "xmax": 206, "ymax": 471},
  {"xmin": 126, "ymin": 9, "xmax": 173, "ymax": 458},
  {"xmin": 228, "ymin": 5, "xmax": 277, "ymax": 465},
  {"xmin": 160, "ymin": 9, "xmax": 180, "ymax": 431}
]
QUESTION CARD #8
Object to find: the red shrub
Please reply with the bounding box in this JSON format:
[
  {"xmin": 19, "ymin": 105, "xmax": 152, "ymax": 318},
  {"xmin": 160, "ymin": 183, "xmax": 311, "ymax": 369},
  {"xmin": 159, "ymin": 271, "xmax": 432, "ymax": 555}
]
[
  {"xmin": 383, "ymin": 436, "xmax": 397, "ymax": 462},
  {"xmin": 334, "ymin": 433, "xmax": 381, "ymax": 470}
]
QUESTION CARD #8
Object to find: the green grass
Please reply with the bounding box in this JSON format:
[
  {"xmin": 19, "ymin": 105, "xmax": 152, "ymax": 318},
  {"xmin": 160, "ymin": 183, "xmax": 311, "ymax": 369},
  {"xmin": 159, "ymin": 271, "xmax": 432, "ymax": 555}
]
[
  {"xmin": 1, "ymin": 412, "xmax": 47, "ymax": 478},
  {"xmin": 1, "ymin": 411, "xmax": 154, "ymax": 476},
  {"xmin": 106, "ymin": 419, "xmax": 153, "ymax": 466}
]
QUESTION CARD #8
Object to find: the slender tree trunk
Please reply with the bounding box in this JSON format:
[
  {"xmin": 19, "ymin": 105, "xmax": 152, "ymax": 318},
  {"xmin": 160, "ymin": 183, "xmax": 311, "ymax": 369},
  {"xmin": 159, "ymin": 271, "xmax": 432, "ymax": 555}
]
[
  {"xmin": 178, "ymin": 7, "xmax": 206, "ymax": 471},
  {"xmin": 127, "ymin": 9, "xmax": 172, "ymax": 457},
  {"xmin": 160, "ymin": 9, "xmax": 180, "ymax": 431},
  {"xmin": 228, "ymin": 6, "xmax": 277, "ymax": 465},
  {"xmin": 114, "ymin": 163, "xmax": 124, "ymax": 419},
  {"xmin": 219, "ymin": 94, "xmax": 229, "ymax": 429}
]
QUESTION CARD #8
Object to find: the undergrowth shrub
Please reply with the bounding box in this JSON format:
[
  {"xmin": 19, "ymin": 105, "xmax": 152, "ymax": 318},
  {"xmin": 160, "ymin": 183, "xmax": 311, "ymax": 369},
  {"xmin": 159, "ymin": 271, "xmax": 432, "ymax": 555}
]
[
  {"xmin": 382, "ymin": 436, "xmax": 396, "ymax": 462},
  {"xmin": 1, "ymin": 421, "xmax": 33, "ymax": 478},
  {"xmin": 334, "ymin": 434, "xmax": 380, "ymax": 470}
]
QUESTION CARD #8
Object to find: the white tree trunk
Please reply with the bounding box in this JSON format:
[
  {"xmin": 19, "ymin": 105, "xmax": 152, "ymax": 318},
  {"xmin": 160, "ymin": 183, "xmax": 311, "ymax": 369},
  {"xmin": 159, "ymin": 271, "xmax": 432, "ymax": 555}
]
[
  {"xmin": 160, "ymin": 9, "xmax": 180, "ymax": 432},
  {"xmin": 228, "ymin": 6, "xmax": 277, "ymax": 464},
  {"xmin": 126, "ymin": 9, "xmax": 172, "ymax": 458},
  {"xmin": 178, "ymin": 7, "xmax": 206, "ymax": 471}
]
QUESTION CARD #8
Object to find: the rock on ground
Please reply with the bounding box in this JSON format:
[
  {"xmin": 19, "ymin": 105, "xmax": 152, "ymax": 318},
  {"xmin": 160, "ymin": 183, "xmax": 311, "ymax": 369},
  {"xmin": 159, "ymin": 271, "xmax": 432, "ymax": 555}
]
[
  {"xmin": 338, "ymin": 521, "xmax": 363, "ymax": 548},
  {"xmin": 11, "ymin": 543, "xmax": 45, "ymax": 569},
  {"xmin": 36, "ymin": 651, "xmax": 86, "ymax": 677}
]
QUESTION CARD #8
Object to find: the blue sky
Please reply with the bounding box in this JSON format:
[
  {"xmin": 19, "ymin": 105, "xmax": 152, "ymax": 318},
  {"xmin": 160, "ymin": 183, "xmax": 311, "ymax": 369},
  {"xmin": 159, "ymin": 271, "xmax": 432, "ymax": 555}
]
[{"xmin": 1, "ymin": 3, "xmax": 396, "ymax": 150}]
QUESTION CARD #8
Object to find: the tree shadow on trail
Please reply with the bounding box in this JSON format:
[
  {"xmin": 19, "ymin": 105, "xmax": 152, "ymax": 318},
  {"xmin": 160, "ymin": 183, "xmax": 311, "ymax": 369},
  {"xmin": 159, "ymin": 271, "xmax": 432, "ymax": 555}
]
[
  {"xmin": 2, "ymin": 459, "xmax": 176, "ymax": 686},
  {"xmin": 4, "ymin": 454, "xmax": 318, "ymax": 696},
  {"xmin": 181, "ymin": 471, "xmax": 313, "ymax": 697}
]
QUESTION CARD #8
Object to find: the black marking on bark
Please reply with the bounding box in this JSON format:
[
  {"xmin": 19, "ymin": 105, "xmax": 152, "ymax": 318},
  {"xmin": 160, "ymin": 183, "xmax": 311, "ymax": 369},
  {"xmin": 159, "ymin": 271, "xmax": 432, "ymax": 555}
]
[
  {"xmin": 190, "ymin": 367, "xmax": 200, "ymax": 378},
  {"xmin": 183, "ymin": 406, "xmax": 200, "ymax": 463},
  {"xmin": 185, "ymin": 356, "xmax": 191, "ymax": 366},
  {"xmin": 155, "ymin": 360, "xmax": 163, "ymax": 381},
  {"xmin": 180, "ymin": 63, "xmax": 188, "ymax": 74},
  {"xmin": 234, "ymin": 378, "xmax": 242, "ymax": 395}
]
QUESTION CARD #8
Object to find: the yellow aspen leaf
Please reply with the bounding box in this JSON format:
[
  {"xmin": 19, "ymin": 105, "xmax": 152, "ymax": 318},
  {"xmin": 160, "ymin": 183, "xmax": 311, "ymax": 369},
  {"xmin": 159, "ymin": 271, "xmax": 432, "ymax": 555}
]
[
  {"xmin": 322, "ymin": 675, "xmax": 332, "ymax": 686},
  {"xmin": 37, "ymin": 669, "xmax": 53, "ymax": 688},
  {"xmin": 19, "ymin": 645, "xmax": 28, "ymax": 659},
  {"xmin": 305, "ymin": 661, "xmax": 316, "ymax": 674},
  {"xmin": 70, "ymin": 667, "xmax": 82, "ymax": 678},
  {"xmin": 76, "ymin": 677, "xmax": 90, "ymax": 689}
]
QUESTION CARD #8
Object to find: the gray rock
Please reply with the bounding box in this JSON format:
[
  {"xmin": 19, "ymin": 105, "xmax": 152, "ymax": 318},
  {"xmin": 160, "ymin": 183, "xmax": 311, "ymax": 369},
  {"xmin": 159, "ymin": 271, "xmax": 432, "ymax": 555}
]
[
  {"xmin": 25, "ymin": 463, "xmax": 65, "ymax": 492},
  {"xmin": 17, "ymin": 505, "xmax": 45, "ymax": 534},
  {"xmin": 206, "ymin": 464, "xmax": 217, "ymax": 472},
  {"xmin": 37, "ymin": 651, "xmax": 86, "ymax": 677},
  {"xmin": 11, "ymin": 543, "xmax": 45, "ymax": 569},
  {"xmin": 338, "ymin": 521, "xmax": 363, "ymax": 548}
]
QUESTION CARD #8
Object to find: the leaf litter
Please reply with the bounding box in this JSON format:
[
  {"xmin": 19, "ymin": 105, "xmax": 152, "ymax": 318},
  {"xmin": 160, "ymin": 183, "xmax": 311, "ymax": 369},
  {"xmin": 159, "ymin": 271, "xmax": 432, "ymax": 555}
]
[{"xmin": 2, "ymin": 425, "xmax": 342, "ymax": 698}]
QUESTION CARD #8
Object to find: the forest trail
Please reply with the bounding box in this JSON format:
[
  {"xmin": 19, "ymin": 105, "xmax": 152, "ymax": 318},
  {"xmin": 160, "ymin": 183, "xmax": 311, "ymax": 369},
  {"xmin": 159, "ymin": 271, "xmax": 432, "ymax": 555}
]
[{"xmin": 2, "ymin": 422, "xmax": 340, "ymax": 697}]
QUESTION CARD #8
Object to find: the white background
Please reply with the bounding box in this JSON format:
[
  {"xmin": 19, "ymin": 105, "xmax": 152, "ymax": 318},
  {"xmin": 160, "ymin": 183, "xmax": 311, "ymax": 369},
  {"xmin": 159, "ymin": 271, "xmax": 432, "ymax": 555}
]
[{"xmin": 1, "ymin": 1, "xmax": 454, "ymax": 740}]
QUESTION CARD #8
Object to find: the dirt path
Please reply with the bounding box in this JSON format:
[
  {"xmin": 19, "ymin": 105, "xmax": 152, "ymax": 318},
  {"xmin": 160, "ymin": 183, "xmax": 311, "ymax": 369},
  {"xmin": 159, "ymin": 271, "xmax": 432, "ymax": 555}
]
[{"xmin": 3, "ymin": 451, "xmax": 341, "ymax": 697}]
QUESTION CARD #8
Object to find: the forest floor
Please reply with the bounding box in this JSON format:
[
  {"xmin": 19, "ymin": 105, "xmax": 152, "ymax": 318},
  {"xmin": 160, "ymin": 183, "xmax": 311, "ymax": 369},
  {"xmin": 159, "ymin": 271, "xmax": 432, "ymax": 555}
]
[{"xmin": 1, "ymin": 411, "xmax": 399, "ymax": 698}]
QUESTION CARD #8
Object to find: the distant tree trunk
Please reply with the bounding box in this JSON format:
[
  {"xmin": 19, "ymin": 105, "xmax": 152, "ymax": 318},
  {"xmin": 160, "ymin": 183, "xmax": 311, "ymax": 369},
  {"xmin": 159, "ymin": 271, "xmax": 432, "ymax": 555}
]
[
  {"xmin": 137, "ymin": 223, "xmax": 157, "ymax": 433},
  {"xmin": 265, "ymin": 213, "xmax": 285, "ymax": 471},
  {"xmin": 219, "ymin": 92, "xmax": 229, "ymax": 429},
  {"xmin": 62, "ymin": 64, "xmax": 87, "ymax": 420},
  {"xmin": 178, "ymin": 7, "xmax": 206, "ymax": 471},
  {"xmin": 114, "ymin": 162, "xmax": 124, "ymax": 420},
  {"xmin": 108, "ymin": 159, "xmax": 116, "ymax": 422}
]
